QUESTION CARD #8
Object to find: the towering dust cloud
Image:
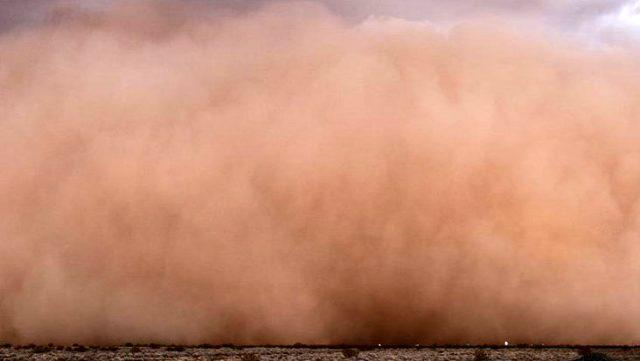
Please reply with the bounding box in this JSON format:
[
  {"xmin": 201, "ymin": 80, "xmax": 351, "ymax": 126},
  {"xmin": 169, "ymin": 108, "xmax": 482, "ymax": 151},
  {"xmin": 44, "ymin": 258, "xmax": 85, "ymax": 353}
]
[{"xmin": 1, "ymin": 0, "xmax": 640, "ymax": 346}]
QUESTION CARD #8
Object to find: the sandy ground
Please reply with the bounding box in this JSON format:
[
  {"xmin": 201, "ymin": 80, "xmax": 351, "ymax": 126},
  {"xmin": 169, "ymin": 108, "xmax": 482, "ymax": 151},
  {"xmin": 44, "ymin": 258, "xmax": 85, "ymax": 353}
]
[{"xmin": 1, "ymin": 345, "xmax": 639, "ymax": 360}]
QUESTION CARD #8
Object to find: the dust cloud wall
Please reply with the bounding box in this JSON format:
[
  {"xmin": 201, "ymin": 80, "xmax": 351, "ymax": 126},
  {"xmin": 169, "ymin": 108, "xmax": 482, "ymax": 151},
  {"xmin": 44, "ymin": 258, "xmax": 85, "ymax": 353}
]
[{"xmin": 1, "ymin": 0, "xmax": 640, "ymax": 345}]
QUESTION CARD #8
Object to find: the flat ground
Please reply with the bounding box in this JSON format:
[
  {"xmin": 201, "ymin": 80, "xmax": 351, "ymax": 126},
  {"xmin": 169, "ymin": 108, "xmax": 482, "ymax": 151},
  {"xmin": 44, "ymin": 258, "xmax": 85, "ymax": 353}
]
[{"xmin": 1, "ymin": 345, "xmax": 638, "ymax": 360}]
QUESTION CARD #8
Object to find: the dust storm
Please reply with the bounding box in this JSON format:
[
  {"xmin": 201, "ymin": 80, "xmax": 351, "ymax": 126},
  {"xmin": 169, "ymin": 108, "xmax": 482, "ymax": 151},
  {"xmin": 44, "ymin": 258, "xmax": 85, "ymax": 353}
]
[{"xmin": 1, "ymin": 0, "xmax": 640, "ymax": 346}]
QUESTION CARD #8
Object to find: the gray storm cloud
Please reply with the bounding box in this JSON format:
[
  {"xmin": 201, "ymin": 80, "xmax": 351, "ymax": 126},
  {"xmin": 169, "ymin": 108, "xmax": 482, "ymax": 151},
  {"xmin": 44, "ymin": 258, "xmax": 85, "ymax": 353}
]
[
  {"xmin": 1, "ymin": 0, "xmax": 640, "ymax": 346},
  {"xmin": 0, "ymin": 1, "xmax": 636, "ymax": 30}
]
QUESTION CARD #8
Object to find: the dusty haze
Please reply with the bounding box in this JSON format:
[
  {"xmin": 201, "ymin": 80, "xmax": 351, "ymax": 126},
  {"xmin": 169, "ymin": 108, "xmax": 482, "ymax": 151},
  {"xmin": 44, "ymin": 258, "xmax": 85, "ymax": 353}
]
[{"xmin": 2, "ymin": 0, "xmax": 640, "ymax": 346}]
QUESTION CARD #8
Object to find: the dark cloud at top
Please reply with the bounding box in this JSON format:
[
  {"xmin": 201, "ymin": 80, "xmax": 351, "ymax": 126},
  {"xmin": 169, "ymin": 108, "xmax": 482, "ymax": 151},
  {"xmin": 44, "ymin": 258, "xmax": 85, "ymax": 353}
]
[
  {"xmin": 0, "ymin": 0, "xmax": 50, "ymax": 32},
  {"xmin": 0, "ymin": 0, "xmax": 634, "ymax": 33},
  {"xmin": 0, "ymin": 0, "xmax": 253, "ymax": 33}
]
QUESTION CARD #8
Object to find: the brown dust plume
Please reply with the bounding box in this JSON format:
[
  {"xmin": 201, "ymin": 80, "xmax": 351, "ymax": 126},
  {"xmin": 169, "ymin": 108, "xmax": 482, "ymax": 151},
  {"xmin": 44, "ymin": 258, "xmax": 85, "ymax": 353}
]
[{"xmin": 1, "ymin": 0, "xmax": 640, "ymax": 346}]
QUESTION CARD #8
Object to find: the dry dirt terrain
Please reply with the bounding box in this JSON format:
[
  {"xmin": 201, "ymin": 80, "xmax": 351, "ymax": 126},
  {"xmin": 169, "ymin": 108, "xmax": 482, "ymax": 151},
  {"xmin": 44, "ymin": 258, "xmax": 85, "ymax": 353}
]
[{"xmin": 1, "ymin": 345, "xmax": 639, "ymax": 361}]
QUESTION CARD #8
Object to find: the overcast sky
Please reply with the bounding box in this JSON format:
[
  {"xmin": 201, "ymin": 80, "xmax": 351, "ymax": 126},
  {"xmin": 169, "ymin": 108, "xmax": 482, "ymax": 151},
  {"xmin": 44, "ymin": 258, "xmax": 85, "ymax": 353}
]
[{"xmin": 2, "ymin": 0, "xmax": 640, "ymax": 43}]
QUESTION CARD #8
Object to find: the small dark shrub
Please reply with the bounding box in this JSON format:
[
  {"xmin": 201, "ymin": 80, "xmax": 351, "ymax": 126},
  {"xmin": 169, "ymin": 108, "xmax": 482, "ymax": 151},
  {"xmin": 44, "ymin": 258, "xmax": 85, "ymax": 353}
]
[
  {"xmin": 131, "ymin": 345, "xmax": 141, "ymax": 353},
  {"xmin": 575, "ymin": 347, "xmax": 613, "ymax": 361},
  {"xmin": 74, "ymin": 345, "xmax": 87, "ymax": 352},
  {"xmin": 32, "ymin": 345, "xmax": 52, "ymax": 353},
  {"xmin": 125, "ymin": 342, "xmax": 133, "ymax": 347},
  {"xmin": 198, "ymin": 343, "xmax": 213, "ymax": 348},
  {"xmin": 240, "ymin": 354, "xmax": 261, "ymax": 361},
  {"xmin": 342, "ymin": 348, "xmax": 360, "ymax": 358},
  {"xmin": 578, "ymin": 347, "xmax": 593, "ymax": 356},
  {"xmin": 0, "ymin": 343, "xmax": 11, "ymax": 348},
  {"xmin": 474, "ymin": 349, "xmax": 490, "ymax": 361}
]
